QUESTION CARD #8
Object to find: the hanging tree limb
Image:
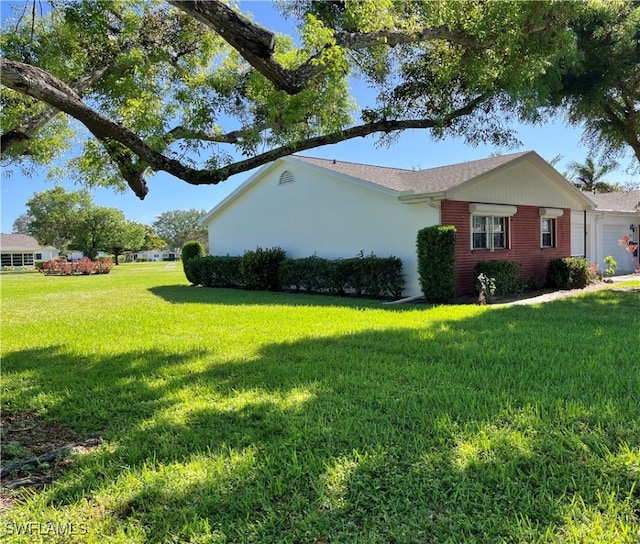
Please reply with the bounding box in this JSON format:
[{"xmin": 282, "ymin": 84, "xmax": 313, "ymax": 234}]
[
  {"xmin": 2, "ymin": 0, "xmax": 637, "ymax": 200},
  {"xmin": 0, "ymin": 56, "xmax": 485, "ymax": 197}
]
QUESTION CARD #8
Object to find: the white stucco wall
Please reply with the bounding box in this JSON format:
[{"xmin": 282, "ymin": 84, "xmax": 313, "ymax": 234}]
[{"xmin": 206, "ymin": 160, "xmax": 440, "ymax": 296}]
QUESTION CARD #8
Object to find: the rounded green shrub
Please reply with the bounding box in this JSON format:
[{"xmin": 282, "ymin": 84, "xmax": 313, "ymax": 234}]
[
  {"xmin": 546, "ymin": 257, "xmax": 590, "ymax": 289},
  {"xmin": 182, "ymin": 241, "xmax": 205, "ymax": 284},
  {"xmin": 473, "ymin": 260, "xmax": 524, "ymax": 296},
  {"xmin": 182, "ymin": 240, "xmax": 204, "ymax": 264}
]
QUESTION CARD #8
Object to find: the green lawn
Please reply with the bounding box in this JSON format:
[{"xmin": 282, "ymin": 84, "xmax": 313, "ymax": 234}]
[{"xmin": 1, "ymin": 264, "xmax": 639, "ymax": 543}]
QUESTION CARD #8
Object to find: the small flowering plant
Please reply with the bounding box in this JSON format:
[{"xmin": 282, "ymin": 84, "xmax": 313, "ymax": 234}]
[
  {"xmin": 618, "ymin": 234, "xmax": 640, "ymax": 273},
  {"xmin": 476, "ymin": 273, "xmax": 497, "ymax": 305}
]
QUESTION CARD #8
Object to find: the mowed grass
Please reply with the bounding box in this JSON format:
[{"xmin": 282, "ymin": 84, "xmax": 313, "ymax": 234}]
[{"xmin": 1, "ymin": 264, "xmax": 639, "ymax": 543}]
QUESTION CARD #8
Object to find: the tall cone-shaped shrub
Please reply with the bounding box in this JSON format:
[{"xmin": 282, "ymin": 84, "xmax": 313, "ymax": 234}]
[{"xmin": 417, "ymin": 225, "xmax": 456, "ymax": 302}]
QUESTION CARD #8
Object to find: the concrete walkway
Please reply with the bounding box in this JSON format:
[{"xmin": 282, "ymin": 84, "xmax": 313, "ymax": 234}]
[{"xmin": 502, "ymin": 273, "xmax": 639, "ymax": 306}]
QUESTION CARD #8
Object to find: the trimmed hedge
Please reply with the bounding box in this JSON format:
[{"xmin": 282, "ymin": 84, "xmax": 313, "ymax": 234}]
[
  {"xmin": 182, "ymin": 240, "xmax": 205, "ymax": 285},
  {"xmin": 184, "ymin": 255, "xmax": 243, "ymax": 288},
  {"xmin": 280, "ymin": 255, "xmax": 332, "ymax": 293},
  {"xmin": 186, "ymin": 250, "xmax": 404, "ymax": 299},
  {"xmin": 546, "ymin": 257, "xmax": 590, "ymax": 289},
  {"xmin": 182, "ymin": 241, "xmax": 204, "ymax": 265},
  {"xmin": 330, "ymin": 255, "xmax": 404, "ymax": 297},
  {"xmin": 417, "ymin": 225, "xmax": 456, "ymax": 302},
  {"xmin": 240, "ymin": 246, "xmax": 287, "ymax": 291},
  {"xmin": 182, "ymin": 240, "xmax": 204, "ymax": 285},
  {"xmin": 346, "ymin": 255, "xmax": 404, "ymax": 298},
  {"xmin": 473, "ymin": 260, "xmax": 524, "ymax": 296}
]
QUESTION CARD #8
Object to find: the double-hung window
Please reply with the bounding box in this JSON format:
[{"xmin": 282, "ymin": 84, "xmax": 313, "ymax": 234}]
[
  {"xmin": 469, "ymin": 204, "xmax": 517, "ymax": 251},
  {"xmin": 539, "ymin": 208, "xmax": 563, "ymax": 248},
  {"xmin": 472, "ymin": 216, "xmax": 507, "ymax": 250},
  {"xmin": 541, "ymin": 218, "xmax": 555, "ymax": 248}
]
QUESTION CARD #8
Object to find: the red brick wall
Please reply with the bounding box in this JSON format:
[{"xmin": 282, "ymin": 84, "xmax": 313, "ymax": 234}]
[{"xmin": 441, "ymin": 200, "xmax": 571, "ymax": 295}]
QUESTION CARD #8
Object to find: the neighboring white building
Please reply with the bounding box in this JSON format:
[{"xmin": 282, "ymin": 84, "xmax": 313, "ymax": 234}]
[
  {"xmin": 132, "ymin": 250, "xmax": 179, "ymax": 262},
  {"xmin": 0, "ymin": 234, "xmax": 60, "ymax": 268},
  {"xmin": 571, "ymin": 190, "xmax": 640, "ymax": 273}
]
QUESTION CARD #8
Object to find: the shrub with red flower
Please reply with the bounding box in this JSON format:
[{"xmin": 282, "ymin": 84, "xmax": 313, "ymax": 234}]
[
  {"xmin": 95, "ymin": 257, "xmax": 113, "ymax": 274},
  {"xmin": 618, "ymin": 234, "xmax": 640, "ymax": 273},
  {"xmin": 619, "ymin": 234, "xmax": 638, "ymax": 256},
  {"xmin": 43, "ymin": 257, "xmax": 113, "ymax": 276}
]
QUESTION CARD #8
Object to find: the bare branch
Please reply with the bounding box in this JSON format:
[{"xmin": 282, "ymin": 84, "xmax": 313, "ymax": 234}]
[
  {"xmin": 166, "ymin": 0, "xmax": 307, "ymax": 92},
  {"xmin": 211, "ymin": 96, "xmax": 487, "ymax": 180}
]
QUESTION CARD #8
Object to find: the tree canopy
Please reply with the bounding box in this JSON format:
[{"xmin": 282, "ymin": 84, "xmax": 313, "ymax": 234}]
[
  {"xmin": 152, "ymin": 209, "xmax": 208, "ymax": 250},
  {"xmin": 20, "ymin": 186, "xmax": 148, "ymax": 261},
  {"xmin": 568, "ymin": 157, "xmax": 620, "ymax": 194},
  {"xmin": 23, "ymin": 185, "xmax": 93, "ymax": 253},
  {"xmin": 1, "ymin": 0, "xmax": 638, "ymax": 200},
  {"xmin": 69, "ymin": 205, "xmax": 141, "ymax": 261}
]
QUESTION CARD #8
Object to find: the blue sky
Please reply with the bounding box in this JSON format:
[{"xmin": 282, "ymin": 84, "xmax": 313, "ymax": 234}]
[{"xmin": 1, "ymin": 0, "xmax": 637, "ymax": 233}]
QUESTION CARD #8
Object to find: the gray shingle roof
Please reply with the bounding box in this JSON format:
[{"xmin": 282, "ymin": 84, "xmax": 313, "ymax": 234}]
[
  {"xmin": 292, "ymin": 151, "xmax": 531, "ymax": 194},
  {"xmin": 586, "ymin": 190, "xmax": 640, "ymax": 213},
  {"xmin": 0, "ymin": 234, "xmax": 42, "ymax": 251}
]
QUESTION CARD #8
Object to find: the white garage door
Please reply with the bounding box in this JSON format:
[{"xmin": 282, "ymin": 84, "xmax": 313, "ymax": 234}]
[{"xmin": 603, "ymin": 225, "xmax": 634, "ymax": 272}]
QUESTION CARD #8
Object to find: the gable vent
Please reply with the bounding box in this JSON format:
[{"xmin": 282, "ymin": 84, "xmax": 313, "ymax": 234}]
[{"xmin": 279, "ymin": 170, "xmax": 295, "ymax": 185}]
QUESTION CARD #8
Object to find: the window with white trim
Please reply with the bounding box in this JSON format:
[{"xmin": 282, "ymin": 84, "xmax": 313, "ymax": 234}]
[
  {"xmin": 541, "ymin": 218, "xmax": 556, "ymax": 248},
  {"xmin": 469, "ymin": 204, "xmax": 517, "ymax": 251},
  {"xmin": 472, "ymin": 215, "xmax": 507, "ymax": 250},
  {"xmin": 539, "ymin": 208, "xmax": 562, "ymax": 248}
]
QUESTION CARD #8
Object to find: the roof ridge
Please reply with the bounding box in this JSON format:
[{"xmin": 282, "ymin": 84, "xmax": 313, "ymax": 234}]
[
  {"xmin": 294, "ymin": 150, "xmax": 531, "ymax": 174},
  {"xmin": 289, "ymin": 151, "xmax": 539, "ymax": 195},
  {"xmin": 293, "ymin": 155, "xmax": 412, "ymax": 173}
]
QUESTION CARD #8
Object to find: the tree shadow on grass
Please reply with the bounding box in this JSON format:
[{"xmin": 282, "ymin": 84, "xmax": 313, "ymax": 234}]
[
  {"xmin": 2, "ymin": 291, "xmax": 639, "ymax": 542},
  {"xmin": 1, "ymin": 346, "xmax": 208, "ymax": 435}
]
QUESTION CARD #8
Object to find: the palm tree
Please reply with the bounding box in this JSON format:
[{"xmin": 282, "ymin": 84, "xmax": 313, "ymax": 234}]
[{"xmin": 568, "ymin": 157, "xmax": 618, "ymax": 193}]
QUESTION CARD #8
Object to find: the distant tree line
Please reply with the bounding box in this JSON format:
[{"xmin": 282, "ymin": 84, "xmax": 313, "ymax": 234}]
[{"xmin": 12, "ymin": 187, "xmax": 208, "ymax": 263}]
